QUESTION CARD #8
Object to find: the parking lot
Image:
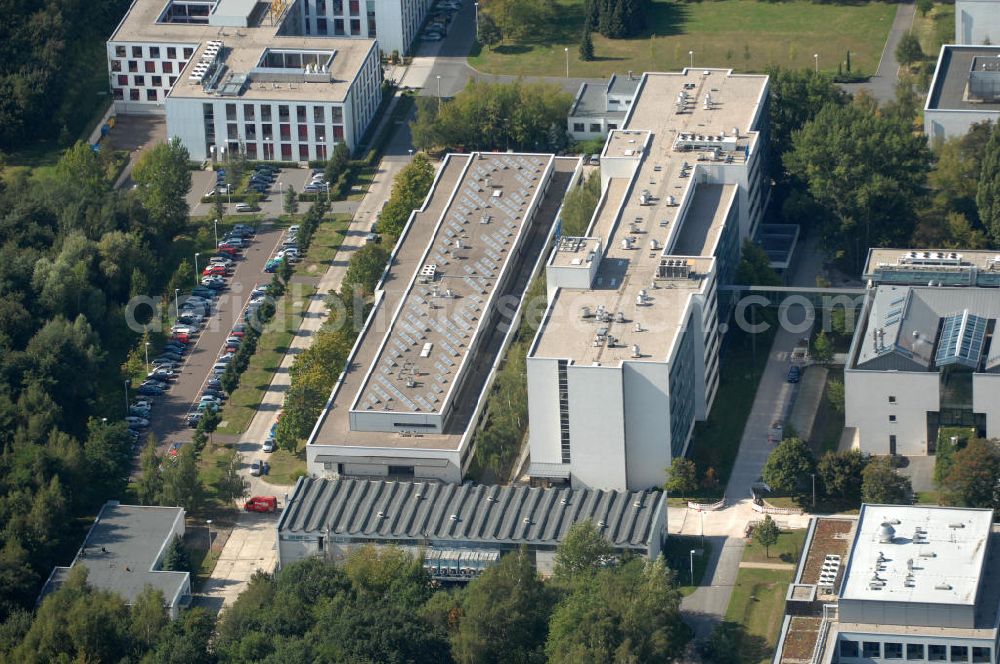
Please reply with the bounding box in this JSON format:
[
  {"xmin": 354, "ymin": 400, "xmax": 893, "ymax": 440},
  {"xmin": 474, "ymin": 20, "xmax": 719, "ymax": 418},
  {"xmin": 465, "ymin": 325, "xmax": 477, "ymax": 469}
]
[
  {"xmin": 187, "ymin": 167, "xmax": 322, "ymax": 219},
  {"xmin": 139, "ymin": 222, "xmax": 288, "ymax": 449}
]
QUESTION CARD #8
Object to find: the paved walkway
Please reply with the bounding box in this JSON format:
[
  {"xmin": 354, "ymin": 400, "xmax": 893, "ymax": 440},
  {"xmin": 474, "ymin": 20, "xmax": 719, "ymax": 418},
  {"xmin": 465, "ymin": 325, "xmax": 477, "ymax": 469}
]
[
  {"xmin": 194, "ymin": 97, "xmax": 417, "ymax": 613},
  {"xmin": 840, "ymin": 1, "xmax": 916, "ymax": 103},
  {"xmin": 739, "ymin": 561, "xmax": 796, "ymax": 571}
]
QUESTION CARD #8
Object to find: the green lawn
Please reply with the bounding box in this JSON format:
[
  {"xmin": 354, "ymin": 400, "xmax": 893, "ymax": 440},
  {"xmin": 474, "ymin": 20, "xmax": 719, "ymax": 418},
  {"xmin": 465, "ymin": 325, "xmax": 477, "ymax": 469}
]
[
  {"xmin": 742, "ymin": 529, "xmax": 806, "ymax": 566},
  {"xmin": 809, "ymin": 368, "xmax": 845, "ymax": 457},
  {"xmin": 914, "ymin": 3, "xmax": 954, "ymax": 59},
  {"xmin": 469, "ymin": 0, "xmax": 895, "ymax": 78},
  {"xmin": 688, "ymin": 309, "xmax": 777, "ymax": 496},
  {"xmin": 260, "ymin": 447, "xmax": 307, "ymax": 487},
  {"xmin": 299, "ymin": 215, "xmax": 351, "ymax": 275},
  {"xmin": 725, "ymin": 566, "xmax": 794, "ymax": 663}
]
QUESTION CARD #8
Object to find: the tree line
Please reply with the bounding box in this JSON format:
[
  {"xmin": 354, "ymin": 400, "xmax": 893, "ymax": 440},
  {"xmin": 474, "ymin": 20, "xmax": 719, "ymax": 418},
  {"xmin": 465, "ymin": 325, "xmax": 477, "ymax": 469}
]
[{"xmin": 0, "ymin": 138, "xmax": 193, "ymax": 620}]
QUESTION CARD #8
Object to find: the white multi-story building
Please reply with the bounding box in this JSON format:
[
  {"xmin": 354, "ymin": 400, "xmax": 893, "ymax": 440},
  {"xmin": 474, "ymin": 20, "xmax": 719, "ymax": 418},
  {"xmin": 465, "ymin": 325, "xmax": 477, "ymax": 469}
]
[
  {"xmin": 107, "ymin": 0, "xmax": 383, "ymax": 157},
  {"xmin": 773, "ymin": 504, "xmax": 1000, "ymax": 664},
  {"xmin": 527, "ymin": 69, "xmax": 770, "ymax": 491},
  {"xmin": 955, "ymin": 0, "xmax": 1000, "ymax": 45},
  {"xmin": 290, "ymin": 0, "xmax": 431, "ymax": 56},
  {"xmin": 844, "ymin": 249, "xmax": 1000, "ymax": 456},
  {"xmin": 924, "ymin": 45, "xmax": 1000, "ymax": 142},
  {"xmin": 566, "ymin": 72, "xmax": 641, "ymax": 141},
  {"xmin": 305, "ymin": 152, "xmax": 580, "ymax": 482}
]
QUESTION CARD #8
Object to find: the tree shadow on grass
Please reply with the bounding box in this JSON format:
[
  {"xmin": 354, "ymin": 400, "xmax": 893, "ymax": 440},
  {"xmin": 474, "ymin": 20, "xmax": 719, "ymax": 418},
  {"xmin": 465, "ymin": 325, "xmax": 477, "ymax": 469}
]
[
  {"xmin": 642, "ymin": 1, "xmax": 690, "ymax": 38},
  {"xmin": 493, "ymin": 44, "xmax": 532, "ymax": 55},
  {"xmin": 701, "ymin": 621, "xmax": 773, "ymax": 664}
]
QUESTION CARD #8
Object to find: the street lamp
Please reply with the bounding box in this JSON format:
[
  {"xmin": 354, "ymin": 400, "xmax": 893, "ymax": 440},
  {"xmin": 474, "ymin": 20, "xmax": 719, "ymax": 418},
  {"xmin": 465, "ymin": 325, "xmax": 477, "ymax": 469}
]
[
  {"xmin": 689, "ymin": 549, "xmax": 696, "ymax": 585},
  {"xmin": 144, "ymin": 341, "xmax": 150, "ymax": 372},
  {"xmin": 700, "ymin": 510, "xmax": 705, "ymax": 548},
  {"xmin": 474, "ymin": 2, "xmax": 480, "ymax": 40},
  {"xmin": 206, "ymin": 519, "xmax": 213, "ymax": 551},
  {"xmin": 213, "ymin": 218, "xmax": 219, "ymax": 248},
  {"xmin": 278, "ymin": 182, "xmax": 284, "ymax": 213},
  {"xmin": 813, "ymin": 53, "xmax": 819, "ymax": 73},
  {"xmin": 811, "ymin": 473, "xmax": 817, "ymax": 508},
  {"xmin": 174, "ymin": 288, "xmax": 180, "ymax": 317},
  {"xmin": 436, "ymin": 75, "xmax": 442, "ymax": 110},
  {"xmin": 688, "ymin": 50, "xmax": 694, "ymax": 69},
  {"xmin": 564, "ymin": 47, "xmax": 569, "ymax": 78},
  {"xmin": 194, "ymin": 253, "xmax": 200, "ymax": 285}
]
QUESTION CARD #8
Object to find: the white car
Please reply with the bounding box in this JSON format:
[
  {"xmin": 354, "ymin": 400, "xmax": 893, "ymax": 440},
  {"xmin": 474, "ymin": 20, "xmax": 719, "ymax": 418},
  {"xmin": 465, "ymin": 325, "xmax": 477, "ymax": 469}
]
[
  {"xmin": 235, "ymin": 203, "xmax": 255, "ymax": 213},
  {"xmin": 125, "ymin": 416, "xmax": 150, "ymax": 428},
  {"xmin": 132, "ymin": 400, "xmax": 153, "ymax": 410},
  {"xmin": 288, "ymin": 225, "xmax": 300, "ymax": 233},
  {"xmin": 262, "ymin": 438, "xmax": 276, "ymax": 453},
  {"xmin": 422, "ymin": 31, "xmax": 443, "ymax": 41},
  {"xmin": 171, "ymin": 325, "xmax": 196, "ymax": 335}
]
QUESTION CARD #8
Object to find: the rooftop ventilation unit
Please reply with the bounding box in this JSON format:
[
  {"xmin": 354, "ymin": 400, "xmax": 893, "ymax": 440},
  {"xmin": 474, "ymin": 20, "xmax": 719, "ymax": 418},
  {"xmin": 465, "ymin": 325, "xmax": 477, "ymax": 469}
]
[
  {"xmin": 878, "ymin": 522, "xmax": 896, "ymax": 544},
  {"xmin": 631, "ymin": 345, "xmax": 641, "ymax": 358}
]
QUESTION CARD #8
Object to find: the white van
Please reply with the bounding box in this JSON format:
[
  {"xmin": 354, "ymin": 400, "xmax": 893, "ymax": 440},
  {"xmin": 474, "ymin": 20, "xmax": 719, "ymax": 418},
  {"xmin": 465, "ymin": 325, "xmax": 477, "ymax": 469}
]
[{"xmin": 235, "ymin": 203, "xmax": 255, "ymax": 213}]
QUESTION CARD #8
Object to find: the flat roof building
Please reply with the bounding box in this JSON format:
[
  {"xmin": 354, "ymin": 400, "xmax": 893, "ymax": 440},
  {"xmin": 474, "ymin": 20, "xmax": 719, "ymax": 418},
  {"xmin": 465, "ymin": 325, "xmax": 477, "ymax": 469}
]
[
  {"xmin": 924, "ymin": 45, "xmax": 1000, "ymax": 141},
  {"xmin": 39, "ymin": 503, "xmax": 191, "ymax": 619},
  {"xmin": 306, "ymin": 153, "xmax": 578, "ymax": 482},
  {"xmin": 845, "ymin": 248, "xmax": 1000, "ymax": 456},
  {"xmin": 527, "ymin": 69, "xmax": 770, "ymax": 490},
  {"xmin": 567, "ymin": 72, "xmax": 641, "ymax": 141},
  {"xmin": 108, "ymin": 0, "xmax": 383, "ymax": 159},
  {"xmin": 955, "ymin": 0, "xmax": 1000, "ymax": 46},
  {"xmin": 276, "ymin": 476, "xmax": 667, "ymax": 578},
  {"xmin": 772, "ymin": 504, "xmax": 1000, "ymax": 664}
]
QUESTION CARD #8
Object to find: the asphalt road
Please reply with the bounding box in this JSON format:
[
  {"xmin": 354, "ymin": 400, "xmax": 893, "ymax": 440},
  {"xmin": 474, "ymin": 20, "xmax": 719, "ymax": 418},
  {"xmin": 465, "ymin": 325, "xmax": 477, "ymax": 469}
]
[
  {"xmin": 839, "ymin": 1, "xmax": 915, "ymax": 103},
  {"xmin": 144, "ymin": 222, "xmax": 288, "ymax": 449}
]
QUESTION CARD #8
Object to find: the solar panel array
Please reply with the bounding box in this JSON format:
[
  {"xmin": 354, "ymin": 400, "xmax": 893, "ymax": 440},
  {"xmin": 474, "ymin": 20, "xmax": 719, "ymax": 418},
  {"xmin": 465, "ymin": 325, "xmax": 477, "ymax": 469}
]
[{"xmin": 354, "ymin": 154, "xmax": 550, "ymax": 415}]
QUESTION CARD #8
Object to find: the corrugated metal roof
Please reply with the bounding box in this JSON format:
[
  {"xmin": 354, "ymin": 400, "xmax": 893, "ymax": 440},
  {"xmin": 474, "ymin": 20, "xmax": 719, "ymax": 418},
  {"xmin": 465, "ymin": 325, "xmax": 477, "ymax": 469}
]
[{"xmin": 278, "ymin": 477, "xmax": 664, "ymax": 549}]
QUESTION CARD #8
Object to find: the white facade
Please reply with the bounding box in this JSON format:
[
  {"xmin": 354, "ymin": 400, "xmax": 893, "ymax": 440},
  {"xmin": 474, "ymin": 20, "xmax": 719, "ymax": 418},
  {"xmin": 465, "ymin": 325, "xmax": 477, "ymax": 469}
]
[
  {"xmin": 956, "ymin": 0, "xmax": 1000, "ymax": 45},
  {"xmin": 165, "ymin": 42, "xmax": 381, "ymax": 160},
  {"xmin": 293, "ymin": 0, "xmax": 431, "ymax": 55},
  {"xmin": 844, "ymin": 370, "xmax": 941, "ymax": 456},
  {"xmin": 528, "ymin": 69, "xmax": 769, "ymax": 491},
  {"xmin": 108, "ymin": 41, "xmax": 198, "ymax": 112}
]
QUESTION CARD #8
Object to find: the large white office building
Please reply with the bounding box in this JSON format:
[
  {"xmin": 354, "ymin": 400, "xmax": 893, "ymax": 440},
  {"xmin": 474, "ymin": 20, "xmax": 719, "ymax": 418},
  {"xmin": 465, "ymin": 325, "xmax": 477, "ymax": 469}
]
[
  {"xmin": 527, "ymin": 69, "xmax": 770, "ymax": 491},
  {"xmin": 107, "ymin": 0, "xmax": 383, "ymax": 158},
  {"xmin": 305, "ymin": 152, "xmax": 578, "ymax": 482},
  {"xmin": 773, "ymin": 504, "xmax": 1000, "ymax": 664},
  {"xmin": 955, "ymin": 0, "xmax": 1000, "ymax": 45},
  {"xmin": 844, "ymin": 249, "xmax": 1000, "ymax": 456},
  {"xmin": 290, "ymin": 0, "xmax": 431, "ymax": 56},
  {"xmin": 924, "ymin": 45, "xmax": 1000, "ymax": 142}
]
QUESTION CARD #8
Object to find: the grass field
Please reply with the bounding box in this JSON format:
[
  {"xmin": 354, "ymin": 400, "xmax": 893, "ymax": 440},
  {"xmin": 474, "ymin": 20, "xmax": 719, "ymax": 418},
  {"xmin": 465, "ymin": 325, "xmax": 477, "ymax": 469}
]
[
  {"xmin": 469, "ymin": 0, "xmax": 895, "ymax": 78},
  {"xmin": 742, "ymin": 529, "xmax": 806, "ymax": 565},
  {"xmin": 914, "ymin": 2, "xmax": 954, "ymax": 59},
  {"xmin": 725, "ymin": 566, "xmax": 795, "ymax": 663},
  {"xmin": 260, "ymin": 446, "xmax": 307, "ymax": 486},
  {"xmin": 662, "ymin": 535, "xmax": 714, "ymax": 595}
]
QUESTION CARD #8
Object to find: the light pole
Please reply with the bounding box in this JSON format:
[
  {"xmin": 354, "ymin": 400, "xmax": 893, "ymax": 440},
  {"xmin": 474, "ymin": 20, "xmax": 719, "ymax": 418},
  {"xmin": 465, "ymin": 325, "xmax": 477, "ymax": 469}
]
[
  {"xmin": 564, "ymin": 47, "xmax": 569, "ymax": 78},
  {"xmin": 174, "ymin": 288, "xmax": 180, "ymax": 317},
  {"xmin": 278, "ymin": 182, "xmax": 284, "ymax": 213},
  {"xmin": 811, "ymin": 473, "xmax": 816, "ymax": 508},
  {"xmin": 144, "ymin": 341, "xmax": 150, "ymax": 372},
  {"xmin": 213, "ymin": 218, "xmax": 219, "ymax": 248},
  {"xmin": 206, "ymin": 519, "xmax": 213, "ymax": 551},
  {"xmin": 124, "ymin": 380, "xmax": 129, "ymax": 416},
  {"xmin": 813, "ymin": 53, "xmax": 819, "ymax": 73},
  {"xmin": 194, "ymin": 253, "xmax": 200, "ymax": 285},
  {"xmin": 474, "ymin": 2, "xmax": 480, "ymax": 40},
  {"xmin": 689, "ymin": 549, "xmax": 696, "ymax": 585},
  {"xmin": 700, "ymin": 510, "xmax": 705, "ymax": 548},
  {"xmin": 436, "ymin": 75, "xmax": 442, "ymax": 111},
  {"xmin": 688, "ymin": 50, "xmax": 695, "ymax": 69}
]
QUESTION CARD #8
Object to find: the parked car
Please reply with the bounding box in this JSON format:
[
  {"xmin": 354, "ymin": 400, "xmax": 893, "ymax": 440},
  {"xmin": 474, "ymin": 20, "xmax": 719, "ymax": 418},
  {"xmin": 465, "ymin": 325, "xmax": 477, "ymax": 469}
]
[
  {"xmin": 288, "ymin": 225, "xmax": 300, "ymax": 233},
  {"xmin": 786, "ymin": 365, "xmax": 801, "ymax": 384},
  {"xmin": 148, "ymin": 369, "xmax": 176, "ymax": 381},
  {"xmin": 196, "ymin": 401, "xmax": 219, "ymax": 413},
  {"xmin": 212, "ymin": 362, "xmax": 228, "ymax": 374},
  {"xmin": 138, "ymin": 384, "xmax": 164, "ymax": 396},
  {"xmin": 129, "ymin": 406, "xmax": 151, "ymax": 418},
  {"xmin": 249, "ymin": 461, "xmax": 262, "ymax": 476},
  {"xmin": 231, "ymin": 323, "xmax": 247, "ymax": 335},
  {"xmin": 206, "ymin": 378, "xmax": 222, "ymax": 390},
  {"xmin": 261, "ymin": 461, "xmax": 270, "ymax": 476},
  {"xmin": 155, "ymin": 352, "xmax": 182, "ymax": 363},
  {"xmin": 125, "ymin": 416, "xmax": 149, "ymax": 428},
  {"xmin": 192, "ymin": 286, "xmax": 218, "ymax": 298},
  {"xmin": 170, "ymin": 325, "xmax": 195, "ymax": 336},
  {"xmin": 421, "ymin": 31, "xmax": 443, "ymax": 41},
  {"xmin": 217, "ymin": 245, "xmax": 241, "ymax": 257},
  {"xmin": 262, "ymin": 437, "xmax": 276, "ymax": 453},
  {"xmin": 264, "ymin": 259, "xmax": 281, "ymax": 273},
  {"xmin": 201, "ymin": 279, "xmax": 226, "ymax": 291},
  {"xmin": 244, "ymin": 495, "xmax": 277, "ymax": 512},
  {"xmin": 168, "ymin": 442, "xmax": 184, "ymax": 457},
  {"xmin": 209, "ymin": 256, "xmax": 234, "ymax": 267},
  {"xmin": 202, "ymin": 388, "xmax": 226, "ymax": 400},
  {"xmin": 141, "ymin": 379, "xmax": 169, "ymax": 390},
  {"xmin": 186, "ymin": 412, "xmax": 202, "ymax": 427},
  {"xmin": 151, "ymin": 359, "xmax": 177, "ymax": 369},
  {"xmin": 234, "ymin": 203, "xmax": 256, "ymax": 213},
  {"xmin": 203, "ymin": 265, "xmax": 227, "ymax": 277},
  {"xmin": 132, "ymin": 399, "xmax": 153, "ymax": 410}
]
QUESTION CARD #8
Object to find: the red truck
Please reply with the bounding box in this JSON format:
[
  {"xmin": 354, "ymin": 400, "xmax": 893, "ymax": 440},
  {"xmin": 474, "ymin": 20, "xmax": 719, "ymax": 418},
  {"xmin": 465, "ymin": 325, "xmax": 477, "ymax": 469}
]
[{"xmin": 244, "ymin": 496, "xmax": 278, "ymax": 513}]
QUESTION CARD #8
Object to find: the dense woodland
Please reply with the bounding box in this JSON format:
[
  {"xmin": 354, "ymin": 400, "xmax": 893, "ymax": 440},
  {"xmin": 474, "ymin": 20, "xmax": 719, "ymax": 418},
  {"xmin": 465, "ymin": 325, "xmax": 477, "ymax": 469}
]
[
  {"xmin": 0, "ymin": 0, "xmax": 129, "ymax": 151},
  {"xmin": 0, "ymin": 139, "xmax": 192, "ymax": 620}
]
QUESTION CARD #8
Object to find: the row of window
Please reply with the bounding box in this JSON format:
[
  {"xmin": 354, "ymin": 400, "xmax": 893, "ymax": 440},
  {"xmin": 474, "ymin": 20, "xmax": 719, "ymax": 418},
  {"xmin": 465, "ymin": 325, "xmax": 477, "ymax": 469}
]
[
  {"xmin": 840, "ymin": 639, "xmax": 991, "ymax": 662},
  {"xmin": 113, "ymin": 88, "xmax": 163, "ymax": 102},
  {"xmin": 111, "ymin": 59, "xmax": 185, "ymax": 74},
  {"xmin": 113, "ymin": 45, "xmax": 195, "ymax": 60},
  {"xmin": 224, "ymin": 102, "xmax": 344, "ymax": 124},
  {"xmin": 115, "ymin": 75, "xmax": 178, "ymax": 88},
  {"xmin": 571, "ymin": 121, "xmax": 619, "ymax": 134}
]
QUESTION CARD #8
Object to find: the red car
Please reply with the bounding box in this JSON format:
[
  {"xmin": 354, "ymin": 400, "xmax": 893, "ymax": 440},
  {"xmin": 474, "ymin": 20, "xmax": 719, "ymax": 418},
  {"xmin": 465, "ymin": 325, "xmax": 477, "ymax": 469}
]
[
  {"xmin": 202, "ymin": 265, "xmax": 226, "ymax": 276},
  {"xmin": 217, "ymin": 245, "xmax": 240, "ymax": 257},
  {"xmin": 172, "ymin": 333, "xmax": 190, "ymax": 344},
  {"xmin": 244, "ymin": 496, "xmax": 277, "ymax": 512}
]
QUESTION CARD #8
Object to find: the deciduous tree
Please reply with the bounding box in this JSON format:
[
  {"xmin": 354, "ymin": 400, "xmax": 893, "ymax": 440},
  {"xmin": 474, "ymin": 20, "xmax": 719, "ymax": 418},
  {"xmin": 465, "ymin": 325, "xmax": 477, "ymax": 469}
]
[
  {"xmin": 861, "ymin": 457, "xmax": 911, "ymax": 504},
  {"xmin": 941, "ymin": 438, "xmax": 1000, "ymax": 509},
  {"xmin": 762, "ymin": 437, "xmax": 815, "ymax": 494},
  {"xmin": 664, "ymin": 457, "xmax": 698, "ymax": 496},
  {"xmin": 552, "ymin": 520, "xmax": 612, "ymax": 583},
  {"xmin": 754, "ymin": 514, "xmax": 780, "ymax": 557}
]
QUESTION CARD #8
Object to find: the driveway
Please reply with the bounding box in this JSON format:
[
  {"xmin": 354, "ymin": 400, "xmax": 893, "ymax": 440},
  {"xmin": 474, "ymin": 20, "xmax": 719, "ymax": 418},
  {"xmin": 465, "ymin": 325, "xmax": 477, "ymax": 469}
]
[
  {"xmin": 142, "ymin": 223, "xmax": 288, "ymax": 450},
  {"xmin": 840, "ymin": 1, "xmax": 916, "ymax": 103}
]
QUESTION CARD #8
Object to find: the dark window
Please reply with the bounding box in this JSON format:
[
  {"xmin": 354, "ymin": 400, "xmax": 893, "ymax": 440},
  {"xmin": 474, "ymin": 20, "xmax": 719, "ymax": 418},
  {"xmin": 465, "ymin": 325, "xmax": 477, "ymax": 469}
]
[
  {"xmin": 280, "ymin": 143, "xmax": 292, "ymax": 159},
  {"xmin": 227, "ymin": 123, "xmax": 238, "ymax": 139},
  {"xmin": 334, "ymin": 0, "xmax": 342, "ymax": 12},
  {"xmin": 149, "ymin": 46, "xmax": 160, "ymax": 58},
  {"xmin": 245, "ymin": 124, "xmax": 256, "ymax": 139},
  {"xmin": 111, "ymin": 60, "xmax": 122, "ymax": 72},
  {"xmin": 298, "ymin": 124, "xmax": 309, "ymax": 140},
  {"xmin": 134, "ymin": 75, "xmax": 145, "ymax": 86},
  {"xmin": 317, "ymin": 17, "xmax": 327, "ymax": 32},
  {"xmin": 349, "ymin": 0, "xmax": 359, "ymax": 13},
  {"xmin": 889, "ymin": 414, "xmax": 897, "ymax": 422},
  {"xmin": 840, "ymin": 640, "xmax": 859, "ymax": 658},
  {"xmin": 590, "ymin": 123, "xmax": 601, "ymax": 132},
  {"xmin": 573, "ymin": 122, "xmax": 585, "ymax": 132},
  {"xmin": 330, "ymin": 106, "xmax": 343, "ymax": 123},
  {"xmin": 167, "ymin": 47, "xmax": 177, "ymax": 59},
  {"xmin": 183, "ymin": 47, "xmax": 194, "ymax": 58},
  {"xmin": 115, "ymin": 45, "xmax": 127, "ymax": 57},
  {"xmin": 930, "ymin": 645, "xmax": 947, "ymax": 661},
  {"xmin": 972, "ymin": 647, "xmax": 990, "ymax": 663},
  {"xmin": 334, "ymin": 18, "xmax": 344, "ymax": 34},
  {"xmin": 132, "ymin": 46, "xmax": 142, "ymax": 57},
  {"xmin": 907, "ymin": 644, "xmax": 925, "ymax": 660},
  {"xmin": 299, "ymin": 144, "xmax": 309, "ymax": 160},
  {"xmin": 350, "ymin": 18, "xmax": 360, "ymax": 34},
  {"xmin": 162, "ymin": 61, "xmax": 173, "ymax": 73},
  {"xmin": 889, "ymin": 395, "xmax": 896, "ymax": 403},
  {"xmin": 244, "ymin": 104, "xmax": 255, "ymax": 121},
  {"xmin": 863, "ymin": 642, "xmax": 881, "ymax": 658},
  {"xmin": 169, "ymin": 76, "xmax": 177, "ymax": 86},
  {"xmin": 245, "ymin": 142, "xmax": 257, "ymax": 158},
  {"xmin": 226, "ymin": 103, "xmax": 237, "ymax": 121},
  {"xmin": 885, "ymin": 643, "xmax": 903, "ymax": 659},
  {"xmin": 113, "ymin": 88, "xmax": 124, "ymax": 99},
  {"xmin": 314, "ymin": 106, "xmax": 325, "ymax": 123},
  {"xmin": 297, "ymin": 105, "xmax": 307, "ymax": 122},
  {"xmin": 332, "ymin": 125, "xmax": 344, "ymax": 140},
  {"xmin": 608, "ymin": 123, "xmax": 618, "ymax": 129},
  {"xmin": 130, "ymin": 89, "xmax": 140, "ymax": 101},
  {"xmin": 128, "ymin": 60, "xmax": 138, "ymax": 73},
  {"xmin": 261, "ymin": 105, "xmax": 272, "ymax": 122},
  {"xmin": 388, "ymin": 465, "xmax": 415, "ymax": 477},
  {"xmin": 278, "ymin": 105, "xmax": 289, "ymax": 121},
  {"xmin": 152, "ymin": 76, "xmax": 162, "ymax": 86},
  {"xmin": 316, "ymin": 0, "xmax": 325, "ymax": 10},
  {"xmin": 146, "ymin": 88, "xmax": 157, "ymax": 101},
  {"xmin": 951, "ymin": 646, "xmax": 968, "ymax": 662},
  {"xmin": 890, "ymin": 435, "xmax": 897, "ymax": 455},
  {"xmin": 117, "ymin": 75, "xmax": 129, "ymax": 85}
]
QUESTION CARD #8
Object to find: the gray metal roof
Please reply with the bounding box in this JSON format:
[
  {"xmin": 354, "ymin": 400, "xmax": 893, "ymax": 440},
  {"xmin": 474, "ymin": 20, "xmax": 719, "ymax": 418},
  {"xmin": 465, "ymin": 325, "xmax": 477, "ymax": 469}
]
[
  {"xmin": 278, "ymin": 477, "xmax": 665, "ymax": 550},
  {"xmin": 927, "ymin": 46, "xmax": 1000, "ymax": 111},
  {"xmin": 40, "ymin": 503, "xmax": 189, "ymax": 608}
]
